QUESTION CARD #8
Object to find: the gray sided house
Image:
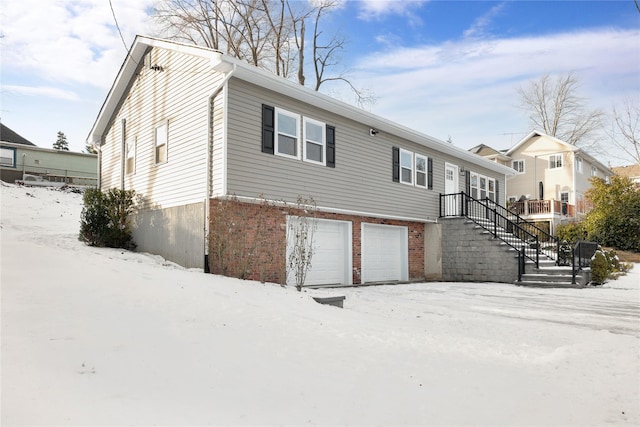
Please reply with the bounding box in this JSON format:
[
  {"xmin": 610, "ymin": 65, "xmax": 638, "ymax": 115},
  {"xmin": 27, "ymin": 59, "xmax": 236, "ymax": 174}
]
[{"xmin": 88, "ymin": 36, "xmax": 515, "ymax": 286}]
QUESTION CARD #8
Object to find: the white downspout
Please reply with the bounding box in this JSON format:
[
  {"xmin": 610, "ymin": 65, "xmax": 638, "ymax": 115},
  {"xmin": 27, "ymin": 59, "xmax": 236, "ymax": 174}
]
[{"xmin": 204, "ymin": 63, "xmax": 236, "ymax": 272}]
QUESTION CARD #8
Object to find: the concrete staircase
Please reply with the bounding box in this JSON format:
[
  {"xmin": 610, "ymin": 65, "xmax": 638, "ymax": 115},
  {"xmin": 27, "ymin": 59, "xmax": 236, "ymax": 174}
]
[
  {"xmin": 468, "ymin": 217, "xmax": 591, "ymax": 288},
  {"xmin": 516, "ymin": 258, "xmax": 591, "ymax": 288}
]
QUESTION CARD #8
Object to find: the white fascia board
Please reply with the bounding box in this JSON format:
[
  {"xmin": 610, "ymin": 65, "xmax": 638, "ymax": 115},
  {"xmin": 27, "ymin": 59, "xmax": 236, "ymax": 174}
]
[
  {"xmin": 87, "ymin": 34, "xmax": 513, "ymax": 177},
  {"xmin": 86, "ymin": 36, "xmax": 223, "ymax": 146}
]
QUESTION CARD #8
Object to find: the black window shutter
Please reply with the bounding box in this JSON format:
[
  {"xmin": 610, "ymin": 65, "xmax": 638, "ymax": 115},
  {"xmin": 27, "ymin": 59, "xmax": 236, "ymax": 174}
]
[
  {"xmin": 465, "ymin": 170, "xmax": 471, "ymax": 194},
  {"xmin": 495, "ymin": 180, "xmax": 500, "ymax": 204},
  {"xmin": 261, "ymin": 104, "xmax": 274, "ymax": 154},
  {"xmin": 326, "ymin": 125, "xmax": 335, "ymax": 168},
  {"xmin": 392, "ymin": 147, "xmax": 400, "ymax": 182},
  {"xmin": 427, "ymin": 157, "xmax": 433, "ymax": 190}
]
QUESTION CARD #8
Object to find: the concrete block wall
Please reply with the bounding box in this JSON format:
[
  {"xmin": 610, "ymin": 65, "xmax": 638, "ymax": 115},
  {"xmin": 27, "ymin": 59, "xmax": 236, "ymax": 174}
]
[{"xmin": 440, "ymin": 217, "xmax": 519, "ymax": 284}]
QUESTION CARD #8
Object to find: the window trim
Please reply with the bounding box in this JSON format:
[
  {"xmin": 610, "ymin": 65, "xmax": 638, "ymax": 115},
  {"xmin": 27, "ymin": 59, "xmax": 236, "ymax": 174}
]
[
  {"xmin": 155, "ymin": 121, "xmax": 168, "ymax": 164},
  {"xmin": 0, "ymin": 147, "xmax": 16, "ymax": 168},
  {"xmin": 399, "ymin": 148, "xmax": 413, "ymax": 185},
  {"xmin": 560, "ymin": 191, "xmax": 570, "ymax": 203},
  {"xmin": 274, "ymin": 107, "xmax": 301, "ymax": 160},
  {"xmin": 549, "ymin": 154, "xmax": 562, "ymax": 169},
  {"xmin": 470, "ymin": 171, "xmax": 497, "ymax": 202},
  {"xmin": 591, "ymin": 165, "xmax": 597, "ymax": 177},
  {"xmin": 576, "ymin": 156, "xmax": 583, "ymax": 173},
  {"xmin": 414, "ymin": 154, "xmax": 428, "ymax": 188},
  {"xmin": 487, "ymin": 177, "xmax": 496, "ymax": 202},
  {"xmin": 125, "ymin": 136, "xmax": 136, "ymax": 175},
  {"xmin": 302, "ymin": 116, "xmax": 326, "ymax": 166},
  {"xmin": 512, "ymin": 159, "xmax": 525, "ymax": 174}
]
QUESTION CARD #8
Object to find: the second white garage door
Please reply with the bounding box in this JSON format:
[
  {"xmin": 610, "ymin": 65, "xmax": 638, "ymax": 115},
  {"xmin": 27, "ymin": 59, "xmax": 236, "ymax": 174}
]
[
  {"xmin": 361, "ymin": 223, "xmax": 408, "ymax": 283},
  {"xmin": 287, "ymin": 217, "xmax": 352, "ymax": 287}
]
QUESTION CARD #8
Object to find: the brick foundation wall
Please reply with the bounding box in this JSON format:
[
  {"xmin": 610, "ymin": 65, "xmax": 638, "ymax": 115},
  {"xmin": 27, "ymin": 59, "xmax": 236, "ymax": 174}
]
[{"xmin": 208, "ymin": 198, "xmax": 425, "ymax": 285}]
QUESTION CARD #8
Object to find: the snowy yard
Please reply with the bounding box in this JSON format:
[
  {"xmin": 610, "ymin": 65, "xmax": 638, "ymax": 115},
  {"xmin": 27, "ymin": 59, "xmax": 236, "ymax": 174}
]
[{"xmin": 1, "ymin": 183, "xmax": 639, "ymax": 426}]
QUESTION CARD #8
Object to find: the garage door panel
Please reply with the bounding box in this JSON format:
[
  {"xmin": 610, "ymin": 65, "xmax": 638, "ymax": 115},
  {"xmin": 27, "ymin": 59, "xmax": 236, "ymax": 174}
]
[
  {"xmin": 287, "ymin": 218, "xmax": 351, "ymax": 287},
  {"xmin": 361, "ymin": 223, "xmax": 408, "ymax": 283}
]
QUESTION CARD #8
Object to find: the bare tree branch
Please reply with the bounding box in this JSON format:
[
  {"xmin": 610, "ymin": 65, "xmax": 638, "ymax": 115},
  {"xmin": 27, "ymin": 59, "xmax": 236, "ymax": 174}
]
[
  {"xmin": 607, "ymin": 98, "xmax": 640, "ymax": 164},
  {"xmin": 517, "ymin": 72, "xmax": 603, "ymax": 146},
  {"xmin": 152, "ymin": 0, "xmax": 373, "ymax": 106}
]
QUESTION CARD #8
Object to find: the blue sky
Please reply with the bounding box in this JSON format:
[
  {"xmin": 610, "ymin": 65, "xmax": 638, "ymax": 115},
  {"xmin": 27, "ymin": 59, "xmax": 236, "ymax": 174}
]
[{"xmin": 1, "ymin": 0, "xmax": 638, "ymax": 166}]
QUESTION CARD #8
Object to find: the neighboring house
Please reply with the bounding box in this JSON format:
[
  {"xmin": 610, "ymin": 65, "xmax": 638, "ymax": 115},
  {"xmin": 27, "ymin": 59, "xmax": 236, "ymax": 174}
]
[
  {"xmin": 1, "ymin": 123, "xmax": 98, "ymax": 186},
  {"xmin": 612, "ymin": 163, "xmax": 640, "ymax": 187},
  {"xmin": 472, "ymin": 131, "xmax": 613, "ymax": 234},
  {"xmin": 468, "ymin": 143, "xmax": 511, "ymax": 166},
  {"xmin": 88, "ymin": 35, "xmax": 514, "ymax": 286}
]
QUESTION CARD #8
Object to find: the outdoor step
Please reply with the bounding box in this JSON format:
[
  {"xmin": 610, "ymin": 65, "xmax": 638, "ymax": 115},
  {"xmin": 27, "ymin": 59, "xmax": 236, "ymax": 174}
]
[
  {"xmin": 530, "ymin": 266, "xmax": 583, "ymax": 274},
  {"xmin": 521, "ymin": 273, "xmax": 576, "ymax": 282},
  {"xmin": 515, "ymin": 280, "xmax": 585, "ymax": 288}
]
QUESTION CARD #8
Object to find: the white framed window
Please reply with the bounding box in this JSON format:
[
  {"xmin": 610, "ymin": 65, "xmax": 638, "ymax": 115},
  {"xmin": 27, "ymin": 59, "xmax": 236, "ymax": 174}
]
[
  {"xmin": 479, "ymin": 175, "xmax": 487, "ymax": 199},
  {"xmin": 275, "ymin": 108, "xmax": 300, "ymax": 159},
  {"xmin": 576, "ymin": 156, "xmax": 583, "ymax": 173},
  {"xmin": 487, "ymin": 177, "xmax": 496, "ymax": 202},
  {"xmin": 415, "ymin": 154, "xmax": 428, "ymax": 188},
  {"xmin": 400, "ymin": 149, "xmax": 413, "ymax": 185},
  {"xmin": 549, "ymin": 154, "xmax": 562, "ymax": 169},
  {"xmin": 512, "ymin": 159, "xmax": 524, "ymax": 174},
  {"xmin": 155, "ymin": 121, "xmax": 168, "ymax": 164},
  {"xmin": 303, "ymin": 117, "xmax": 325, "ymax": 165},
  {"xmin": 470, "ymin": 172, "xmax": 479, "ymax": 199},
  {"xmin": 470, "ymin": 172, "xmax": 496, "ymax": 201},
  {"xmin": 591, "ymin": 165, "xmax": 597, "ymax": 177},
  {"xmin": 126, "ymin": 136, "xmax": 136, "ymax": 175},
  {"xmin": 560, "ymin": 191, "xmax": 570, "ymax": 203},
  {"xmin": 0, "ymin": 147, "xmax": 16, "ymax": 167}
]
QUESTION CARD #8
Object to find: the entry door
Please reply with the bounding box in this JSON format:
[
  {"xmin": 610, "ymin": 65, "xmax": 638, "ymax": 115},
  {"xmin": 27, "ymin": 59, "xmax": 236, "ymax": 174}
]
[{"xmin": 444, "ymin": 163, "xmax": 459, "ymax": 215}]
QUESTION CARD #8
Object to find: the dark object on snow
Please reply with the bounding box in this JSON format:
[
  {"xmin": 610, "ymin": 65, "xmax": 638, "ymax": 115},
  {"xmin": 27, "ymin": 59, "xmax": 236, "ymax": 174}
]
[{"xmin": 313, "ymin": 296, "xmax": 346, "ymax": 308}]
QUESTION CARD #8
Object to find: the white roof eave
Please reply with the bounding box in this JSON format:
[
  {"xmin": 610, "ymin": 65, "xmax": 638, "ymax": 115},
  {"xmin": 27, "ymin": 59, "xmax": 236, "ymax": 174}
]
[{"xmin": 87, "ymin": 35, "xmax": 515, "ymax": 177}]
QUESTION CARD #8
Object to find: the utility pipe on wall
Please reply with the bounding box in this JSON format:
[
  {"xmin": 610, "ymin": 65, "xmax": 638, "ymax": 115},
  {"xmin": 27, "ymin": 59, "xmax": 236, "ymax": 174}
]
[{"xmin": 204, "ymin": 62, "xmax": 236, "ymax": 272}]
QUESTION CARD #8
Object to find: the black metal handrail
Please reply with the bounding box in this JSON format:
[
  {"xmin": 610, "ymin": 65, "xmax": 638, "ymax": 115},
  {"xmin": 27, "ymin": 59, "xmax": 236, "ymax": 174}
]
[
  {"xmin": 440, "ymin": 192, "xmax": 543, "ymax": 267},
  {"xmin": 487, "ymin": 199, "xmax": 556, "ymax": 243},
  {"xmin": 571, "ymin": 240, "xmax": 598, "ymax": 284}
]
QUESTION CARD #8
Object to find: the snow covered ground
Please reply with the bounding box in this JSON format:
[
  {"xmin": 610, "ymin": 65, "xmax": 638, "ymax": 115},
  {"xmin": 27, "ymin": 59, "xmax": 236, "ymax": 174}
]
[{"xmin": 1, "ymin": 182, "xmax": 639, "ymax": 426}]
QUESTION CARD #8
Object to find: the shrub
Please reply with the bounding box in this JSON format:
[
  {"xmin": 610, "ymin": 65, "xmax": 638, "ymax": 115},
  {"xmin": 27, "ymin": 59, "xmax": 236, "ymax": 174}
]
[
  {"xmin": 556, "ymin": 221, "xmax": 587, "ymax": 244},
  {"xmin": 589, "ymin": 247, "xmax": 630, "ymax": 285},
  {"xmin": 584, "ymin": 176, "xmax": 640, "ymax": 251},
  {"xmin": 557, "ymin": 240, "xmax": 572, "ymax": 266},
  {"xmin": 590, "ymin": 249, "xmax": 610, "ymax": 285},
  {"xmin": 79, "ymin": 188, "xmax": 137, "ymax": 250}
]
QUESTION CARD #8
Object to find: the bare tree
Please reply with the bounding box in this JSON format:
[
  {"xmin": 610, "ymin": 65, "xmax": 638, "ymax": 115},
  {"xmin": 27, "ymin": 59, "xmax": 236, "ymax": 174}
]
[
  {"xmin": 517, "ymin": 72, "xmax": 603, "ymax": 146},
  {"xmin": 286, "ymin": 196, "xmax": 317, "ymax": 291},
  {"xmin": 153, "ymin": 0, "xmax": 372, "ymax": 104},
  {"xmin": 608, "ymin": 98, "xmax": 640, "ymax": 164}
]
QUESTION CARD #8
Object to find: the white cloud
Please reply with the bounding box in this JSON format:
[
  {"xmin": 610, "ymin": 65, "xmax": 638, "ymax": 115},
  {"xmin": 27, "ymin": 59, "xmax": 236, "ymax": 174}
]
[
  {"xmin": 2, "ymin": 85, "xmax": 80, "ymax": 101},
  {"xmin": 347, "ymin": 28, "xmax": 640, "ymax": 155},
  {"xmin": 462, "ymin": 2, "xmax": 507, "ymax": 39},
  {"xmin": 1, "ymin": 0, "xmax": 155, "ymax": 88},
  {"xmin": 357, "ymin": 0, "xmax": 428, "ymax": 24}
]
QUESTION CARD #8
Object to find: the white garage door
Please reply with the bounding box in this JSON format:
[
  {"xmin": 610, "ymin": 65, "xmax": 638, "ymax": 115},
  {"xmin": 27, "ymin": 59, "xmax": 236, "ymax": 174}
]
[
  {"xmin": 361, "ymin": 223, "xmax": 408, "ymax": 283},
  {"xmin": 287, "ymin": 218, "xmax": 352, "ymax": 287}
]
